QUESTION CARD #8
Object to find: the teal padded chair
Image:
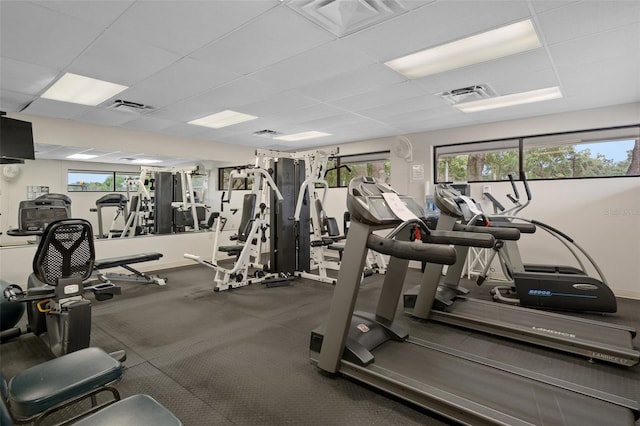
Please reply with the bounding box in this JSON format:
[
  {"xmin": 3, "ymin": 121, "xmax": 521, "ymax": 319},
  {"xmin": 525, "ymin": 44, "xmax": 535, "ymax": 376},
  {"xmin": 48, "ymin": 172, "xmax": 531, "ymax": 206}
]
[
  {"xmin": 1, "ymin": 347, "xmax": 181, "ymax": 425},
  {"xmin": 2, "ymin": 347, "xmax": 122, "ymax": 423}
]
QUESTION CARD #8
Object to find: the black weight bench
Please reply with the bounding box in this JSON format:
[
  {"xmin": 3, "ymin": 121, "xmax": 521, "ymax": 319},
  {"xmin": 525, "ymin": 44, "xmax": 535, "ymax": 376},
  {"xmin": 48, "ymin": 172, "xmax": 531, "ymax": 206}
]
[
  {"xmin": 94, "ymin": 252, "xmax": 167, "ymax": 286},
  {"xmin": 1, "ymin": 347, "xmax": 181, "ymax": 426},
  {"xmin": 218, "ymin": 194, "xmax": 257, "ymax": 258}
]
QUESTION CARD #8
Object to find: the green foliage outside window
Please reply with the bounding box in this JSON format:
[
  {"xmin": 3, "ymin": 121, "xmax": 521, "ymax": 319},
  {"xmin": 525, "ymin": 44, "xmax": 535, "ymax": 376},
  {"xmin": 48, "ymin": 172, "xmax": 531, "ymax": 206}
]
[
  {"xmin": 67, "ymin": 170, "xmax": 141, "ymax": 192},
  {"xmin": 436, "ymin": 126, "xmax": 639, "ymax": 182}
]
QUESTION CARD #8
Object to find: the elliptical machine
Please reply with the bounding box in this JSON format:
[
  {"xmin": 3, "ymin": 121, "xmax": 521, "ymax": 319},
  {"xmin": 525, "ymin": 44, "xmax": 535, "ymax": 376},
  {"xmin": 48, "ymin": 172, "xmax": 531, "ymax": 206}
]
[{"xmin": 452, "ymin": 179, "xmax": 618, "ymax": 313}]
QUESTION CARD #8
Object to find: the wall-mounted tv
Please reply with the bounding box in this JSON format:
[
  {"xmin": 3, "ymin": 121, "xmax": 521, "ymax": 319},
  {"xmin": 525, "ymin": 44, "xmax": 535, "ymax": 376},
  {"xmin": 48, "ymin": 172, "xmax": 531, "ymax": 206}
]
[{"xmin": 0, "ymin": 116, "xmax": 35, "ymax": 163}]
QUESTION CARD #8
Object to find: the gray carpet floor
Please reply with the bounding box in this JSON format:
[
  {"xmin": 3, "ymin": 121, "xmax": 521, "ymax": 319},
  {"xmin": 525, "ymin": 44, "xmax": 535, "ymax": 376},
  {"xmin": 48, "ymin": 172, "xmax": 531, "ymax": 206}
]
[{"xmin": 2, "ymin": 264, "xmax": 639, "ymax": 425}]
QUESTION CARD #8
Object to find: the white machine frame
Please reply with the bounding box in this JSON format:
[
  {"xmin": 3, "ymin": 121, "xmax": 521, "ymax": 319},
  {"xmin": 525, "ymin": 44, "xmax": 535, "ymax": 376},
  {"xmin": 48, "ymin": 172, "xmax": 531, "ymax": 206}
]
[{"xmin": 184, "ymin": 158, "xmax": 284, "ymax": 292}]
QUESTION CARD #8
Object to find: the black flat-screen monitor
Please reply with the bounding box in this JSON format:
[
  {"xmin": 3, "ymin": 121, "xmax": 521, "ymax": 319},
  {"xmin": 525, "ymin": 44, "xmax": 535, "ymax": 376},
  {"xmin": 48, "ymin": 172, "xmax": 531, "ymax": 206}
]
[{"xmin": 0, "ymin": 116, "xmax": 35, "ymax": 162}]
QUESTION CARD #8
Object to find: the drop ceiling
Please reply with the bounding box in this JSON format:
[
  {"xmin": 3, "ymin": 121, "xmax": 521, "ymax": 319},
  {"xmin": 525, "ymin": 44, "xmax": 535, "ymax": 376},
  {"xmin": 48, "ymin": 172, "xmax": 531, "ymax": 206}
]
[{"xmin": 1, "ymin": 0, "xmax": 639, "ymax": 162}]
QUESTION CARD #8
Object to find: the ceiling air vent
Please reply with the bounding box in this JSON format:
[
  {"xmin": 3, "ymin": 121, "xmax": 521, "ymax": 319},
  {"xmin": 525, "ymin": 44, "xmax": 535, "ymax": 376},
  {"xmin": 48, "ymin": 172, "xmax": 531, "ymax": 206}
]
[
  {"xmin": 439, "ymin": 84, "xmax": 498, "ymax": 105},
  {"xmin": 253, "ymin": 129, "xmax": 281, "ymax": 139},
  {"xmin": 286, "ymin": 0, "xmax": 408, "ymax": 37},
  {"xmin": 106, "ymin": 99, "xmax": 154, "ymax": 114}
]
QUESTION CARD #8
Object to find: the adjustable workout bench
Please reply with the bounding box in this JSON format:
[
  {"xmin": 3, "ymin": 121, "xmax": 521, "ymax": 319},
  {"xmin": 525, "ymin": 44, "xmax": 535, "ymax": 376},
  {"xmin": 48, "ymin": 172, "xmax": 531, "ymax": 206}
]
[
  {"xmin": 1, "ymin": 347, "xmax": 182, "ymax": 425},
  {"xmin": 93, "ymin": 252, "xmax": 167, "ymax": 286}
]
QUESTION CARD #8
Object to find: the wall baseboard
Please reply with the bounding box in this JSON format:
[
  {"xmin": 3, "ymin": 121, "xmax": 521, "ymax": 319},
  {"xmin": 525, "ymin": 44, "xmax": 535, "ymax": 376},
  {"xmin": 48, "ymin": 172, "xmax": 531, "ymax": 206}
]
[{"xmin": 614, "ymin": 289, "xmax": 640, "ymax": 301}]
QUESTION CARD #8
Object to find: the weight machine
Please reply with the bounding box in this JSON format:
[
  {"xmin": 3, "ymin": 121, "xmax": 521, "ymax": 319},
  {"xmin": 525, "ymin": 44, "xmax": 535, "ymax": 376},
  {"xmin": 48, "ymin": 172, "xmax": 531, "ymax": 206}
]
[
  {"xmin": 184, "ymin": 155, "xmax": 285, "ymax": 291},
  {"xmin": 287, "ymin": 149, "xmax": 344, "ymax": 284},
  {"xmin": 121, "ymin": 166, "xmax": 208, "ymax": 237}
]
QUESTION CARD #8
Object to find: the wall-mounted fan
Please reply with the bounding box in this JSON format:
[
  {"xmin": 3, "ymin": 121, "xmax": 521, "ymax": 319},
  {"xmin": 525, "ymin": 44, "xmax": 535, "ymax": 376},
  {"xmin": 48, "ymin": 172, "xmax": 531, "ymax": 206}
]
[
  {"xmin": 2, "ymin": 164, "xmax": 21, "ymax": 182},
  {"xmin": 392, "ymin": 136, "xmax": 413, "ymax": 162}
]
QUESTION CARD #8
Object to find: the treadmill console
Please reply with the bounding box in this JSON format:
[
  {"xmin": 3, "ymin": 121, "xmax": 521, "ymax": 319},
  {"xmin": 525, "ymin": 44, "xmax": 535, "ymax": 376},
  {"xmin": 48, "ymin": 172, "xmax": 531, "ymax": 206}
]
[
  {"xmin": 18, "ymin": 200, "xmax": 70, "ymax": 232},
  {"xmin": 346, "ymin": 176, "xmax": 424, "ymax": 225}
]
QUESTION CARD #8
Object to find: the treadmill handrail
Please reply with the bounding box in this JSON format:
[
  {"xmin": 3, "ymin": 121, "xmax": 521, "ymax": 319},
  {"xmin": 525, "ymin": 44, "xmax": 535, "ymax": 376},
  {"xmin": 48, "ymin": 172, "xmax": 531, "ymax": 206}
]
[{"xmin": 367, "ymin": 234, "xmax": 456, "ymax": 265}]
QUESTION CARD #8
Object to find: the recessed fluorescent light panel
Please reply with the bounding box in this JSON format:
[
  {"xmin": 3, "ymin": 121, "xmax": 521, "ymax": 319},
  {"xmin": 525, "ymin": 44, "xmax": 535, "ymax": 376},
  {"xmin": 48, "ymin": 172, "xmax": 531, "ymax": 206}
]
[
  {"xmin": 132, "ymin": 159, "xmax": 162, "ymax": 164},
  {"xmin": 385, "ymin": 20, "xmax": 541, "ymax": 79},
  {"xmin": 67, "ymin": 153, "xmax": 98, "ymax": 160},
  {"xmin": 188, "ymin": 110, "xmax": 258, "ymax": 129},
  {"xmin": 41, "ymin": 73, "xmax": 128, "ymax": 106},
  {"xmin": 273, "ymin": 131, "xmax": 332, "ymax": 142},
  {"xmin": 454, "ymin": 86, "xmax": 563, "ymax": 113}
]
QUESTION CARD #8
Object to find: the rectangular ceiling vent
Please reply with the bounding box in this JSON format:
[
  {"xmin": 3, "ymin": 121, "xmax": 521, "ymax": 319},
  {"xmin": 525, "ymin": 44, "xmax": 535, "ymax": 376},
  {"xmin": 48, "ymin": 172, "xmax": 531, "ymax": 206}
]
[
  {"xmin": 253, "ymin": 129, "xmax": 281, "ymax": 139},
  {"xmin": 106, "ymin": 99, "xmax": 154, "ymax": 114},
  {"xmin": 439, "ymin": 84, "xmax": 498, "ymax": 105},
  {"xmin": 286, "ymin": 0, "xmax": 408, "ymax": 37}
]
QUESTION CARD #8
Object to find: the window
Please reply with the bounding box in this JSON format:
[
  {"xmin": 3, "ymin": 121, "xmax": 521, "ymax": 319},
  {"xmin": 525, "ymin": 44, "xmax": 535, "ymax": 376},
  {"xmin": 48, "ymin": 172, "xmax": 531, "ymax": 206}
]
[
  {"xmin": 523, "ymin": 127, "xmax": 639, "ymax": 179},
  {"xmin": 67, "ymin": 170, "xmax": 114, "ymax": 192},
  {"xmin": 436, "ymin": 139, "xmax": 519, "ymax": 182},
  {"xmin": 67, "ymin": 170, "xmax": 140, "ymax": 192},
  {"xmin": 434, "ymin": 125, "xmax": 640, "ymax": 183},
  {"xmin": 329, "ymin": 151, "xmax": 391, "ymax": 187}
]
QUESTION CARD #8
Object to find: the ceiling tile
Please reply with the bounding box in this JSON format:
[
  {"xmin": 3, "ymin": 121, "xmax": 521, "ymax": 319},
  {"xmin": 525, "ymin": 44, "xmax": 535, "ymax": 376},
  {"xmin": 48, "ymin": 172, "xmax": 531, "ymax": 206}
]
[
  {"xmin": 297, "ymin": 63, "xmax": 406, "ymax": 102},
  {"xmin": 0, "ymin": 90, "xmax": 36, "ymax": 113},
  {"xmin": 537, "ymin": 0, "xmax": 640, "ymax": 45},
  {"xmin": 0, "ymin": 2, "xmax": 104, "ymax": 69},
  {"xmin": 529, "ymin": 1, "xmax": 581, "ymax": 14},
  {"xmin": 158, "ymin": 122, "xmax": 210, "ymax": 139},
  {"xmin": 559, "ymin": 54, "xmax": 640, "ymax": 98},
  {"xmin": 74, "ymin": 108, "xmax": 139, "ymax": 127},
  {"xmin": 21, "ymin": 98, "xmax": 93, "ymax": 120},
  {"xmin": 358, "ymin": 95, "xmax": 442, "ymax": 121},
  {"xmin": 297, "ymin": 112, "xmax": 370, "ymax": 130},
  {"xmin": 68, "ymin": 32, "xmax": 181, "ymax": 86},
  {"xmin": 241, "ymin": 90, "xmax": 319, "ymax": 117},
  {"xmin": 0, "ymin": 58, "xmax": 59, "ymax": 96},
  {"xmin": 121, "ymin": 58, "xmax": 241, "ymax": 108},
  {"xmin": 191, "ymin": 5, "xmax": 335, "ymax": 75},
  {"xmin": 32, "ymin": 0, "xmax": 134, "ymax": 26},
  {"xmin": 105, "ymin": 0, "xmax": 279, "ymax": 55},
  {"xmin": 548, "ymin": 23, "xmax": 640, "ymax": 68},
  {"xmin": 119, "ymin": 116, "xmax": 177, "ymax": 132},
  {"xmin": 265, "ymin": 103, "xmax": 346, "ymax": 126},
  {"xmin": 250, "ymin": 40, "xmax": 377, "ymax": 90},
  {"xmin": 330, "ymin": 81, "xmax": 426, "ymax": 112}
]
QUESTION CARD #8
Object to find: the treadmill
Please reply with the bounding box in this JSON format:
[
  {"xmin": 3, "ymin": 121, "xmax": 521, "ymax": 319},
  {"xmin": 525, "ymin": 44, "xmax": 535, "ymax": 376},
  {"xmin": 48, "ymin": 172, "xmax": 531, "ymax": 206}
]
[
  {"xmin": 403, "ymin": 184, "xmax": 638, "ymax": 367},
  {"xmin": 310, "ymin": 177, "xmax": 639, "ymax": 425}
]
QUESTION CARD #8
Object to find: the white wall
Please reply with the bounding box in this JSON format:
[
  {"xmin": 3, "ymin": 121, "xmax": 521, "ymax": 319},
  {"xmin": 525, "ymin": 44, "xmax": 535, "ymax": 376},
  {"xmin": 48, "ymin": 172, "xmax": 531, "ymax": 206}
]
[{"xmin": 0, "ymin": 229, "xmax": 236, "ymax": 285}]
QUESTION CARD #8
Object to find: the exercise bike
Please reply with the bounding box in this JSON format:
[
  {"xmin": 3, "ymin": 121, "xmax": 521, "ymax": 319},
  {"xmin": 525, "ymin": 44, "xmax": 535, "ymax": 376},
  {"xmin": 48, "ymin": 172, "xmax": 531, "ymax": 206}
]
[{"xmin": 2, "ymin": 219, "xmax": 124, "ymax": 358}]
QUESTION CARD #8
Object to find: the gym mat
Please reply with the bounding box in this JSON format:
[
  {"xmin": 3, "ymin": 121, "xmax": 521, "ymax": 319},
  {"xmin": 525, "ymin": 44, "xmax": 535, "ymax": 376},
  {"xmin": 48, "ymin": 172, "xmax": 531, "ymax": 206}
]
[{"xmin": 1, "ymin": 264, "xmax": 638, "ymax": 425}]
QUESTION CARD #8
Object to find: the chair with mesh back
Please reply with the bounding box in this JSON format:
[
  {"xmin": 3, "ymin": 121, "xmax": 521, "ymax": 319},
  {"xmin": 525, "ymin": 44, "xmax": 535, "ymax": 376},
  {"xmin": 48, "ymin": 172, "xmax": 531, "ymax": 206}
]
[{"xmin": 5, "ymin": 219, "xmax": 122, "ymax": 357}]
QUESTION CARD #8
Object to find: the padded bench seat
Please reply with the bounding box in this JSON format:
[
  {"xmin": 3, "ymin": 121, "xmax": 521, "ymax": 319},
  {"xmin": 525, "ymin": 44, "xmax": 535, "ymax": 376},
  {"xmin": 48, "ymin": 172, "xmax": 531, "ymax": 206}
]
[
  {"xmin": 74, "ymin": 394, "xmax": 182, "ymax": 426},
  {"xmin": 94, "ymin": 252, "xmax": 163, "ymax": 270},
  {"xmin": 218, "ymin": 245, "xmax": 244, "ymax": 256},
  {"xmin": 6, "ymin": 347, "xmax": 122, "ymax": 419}
]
